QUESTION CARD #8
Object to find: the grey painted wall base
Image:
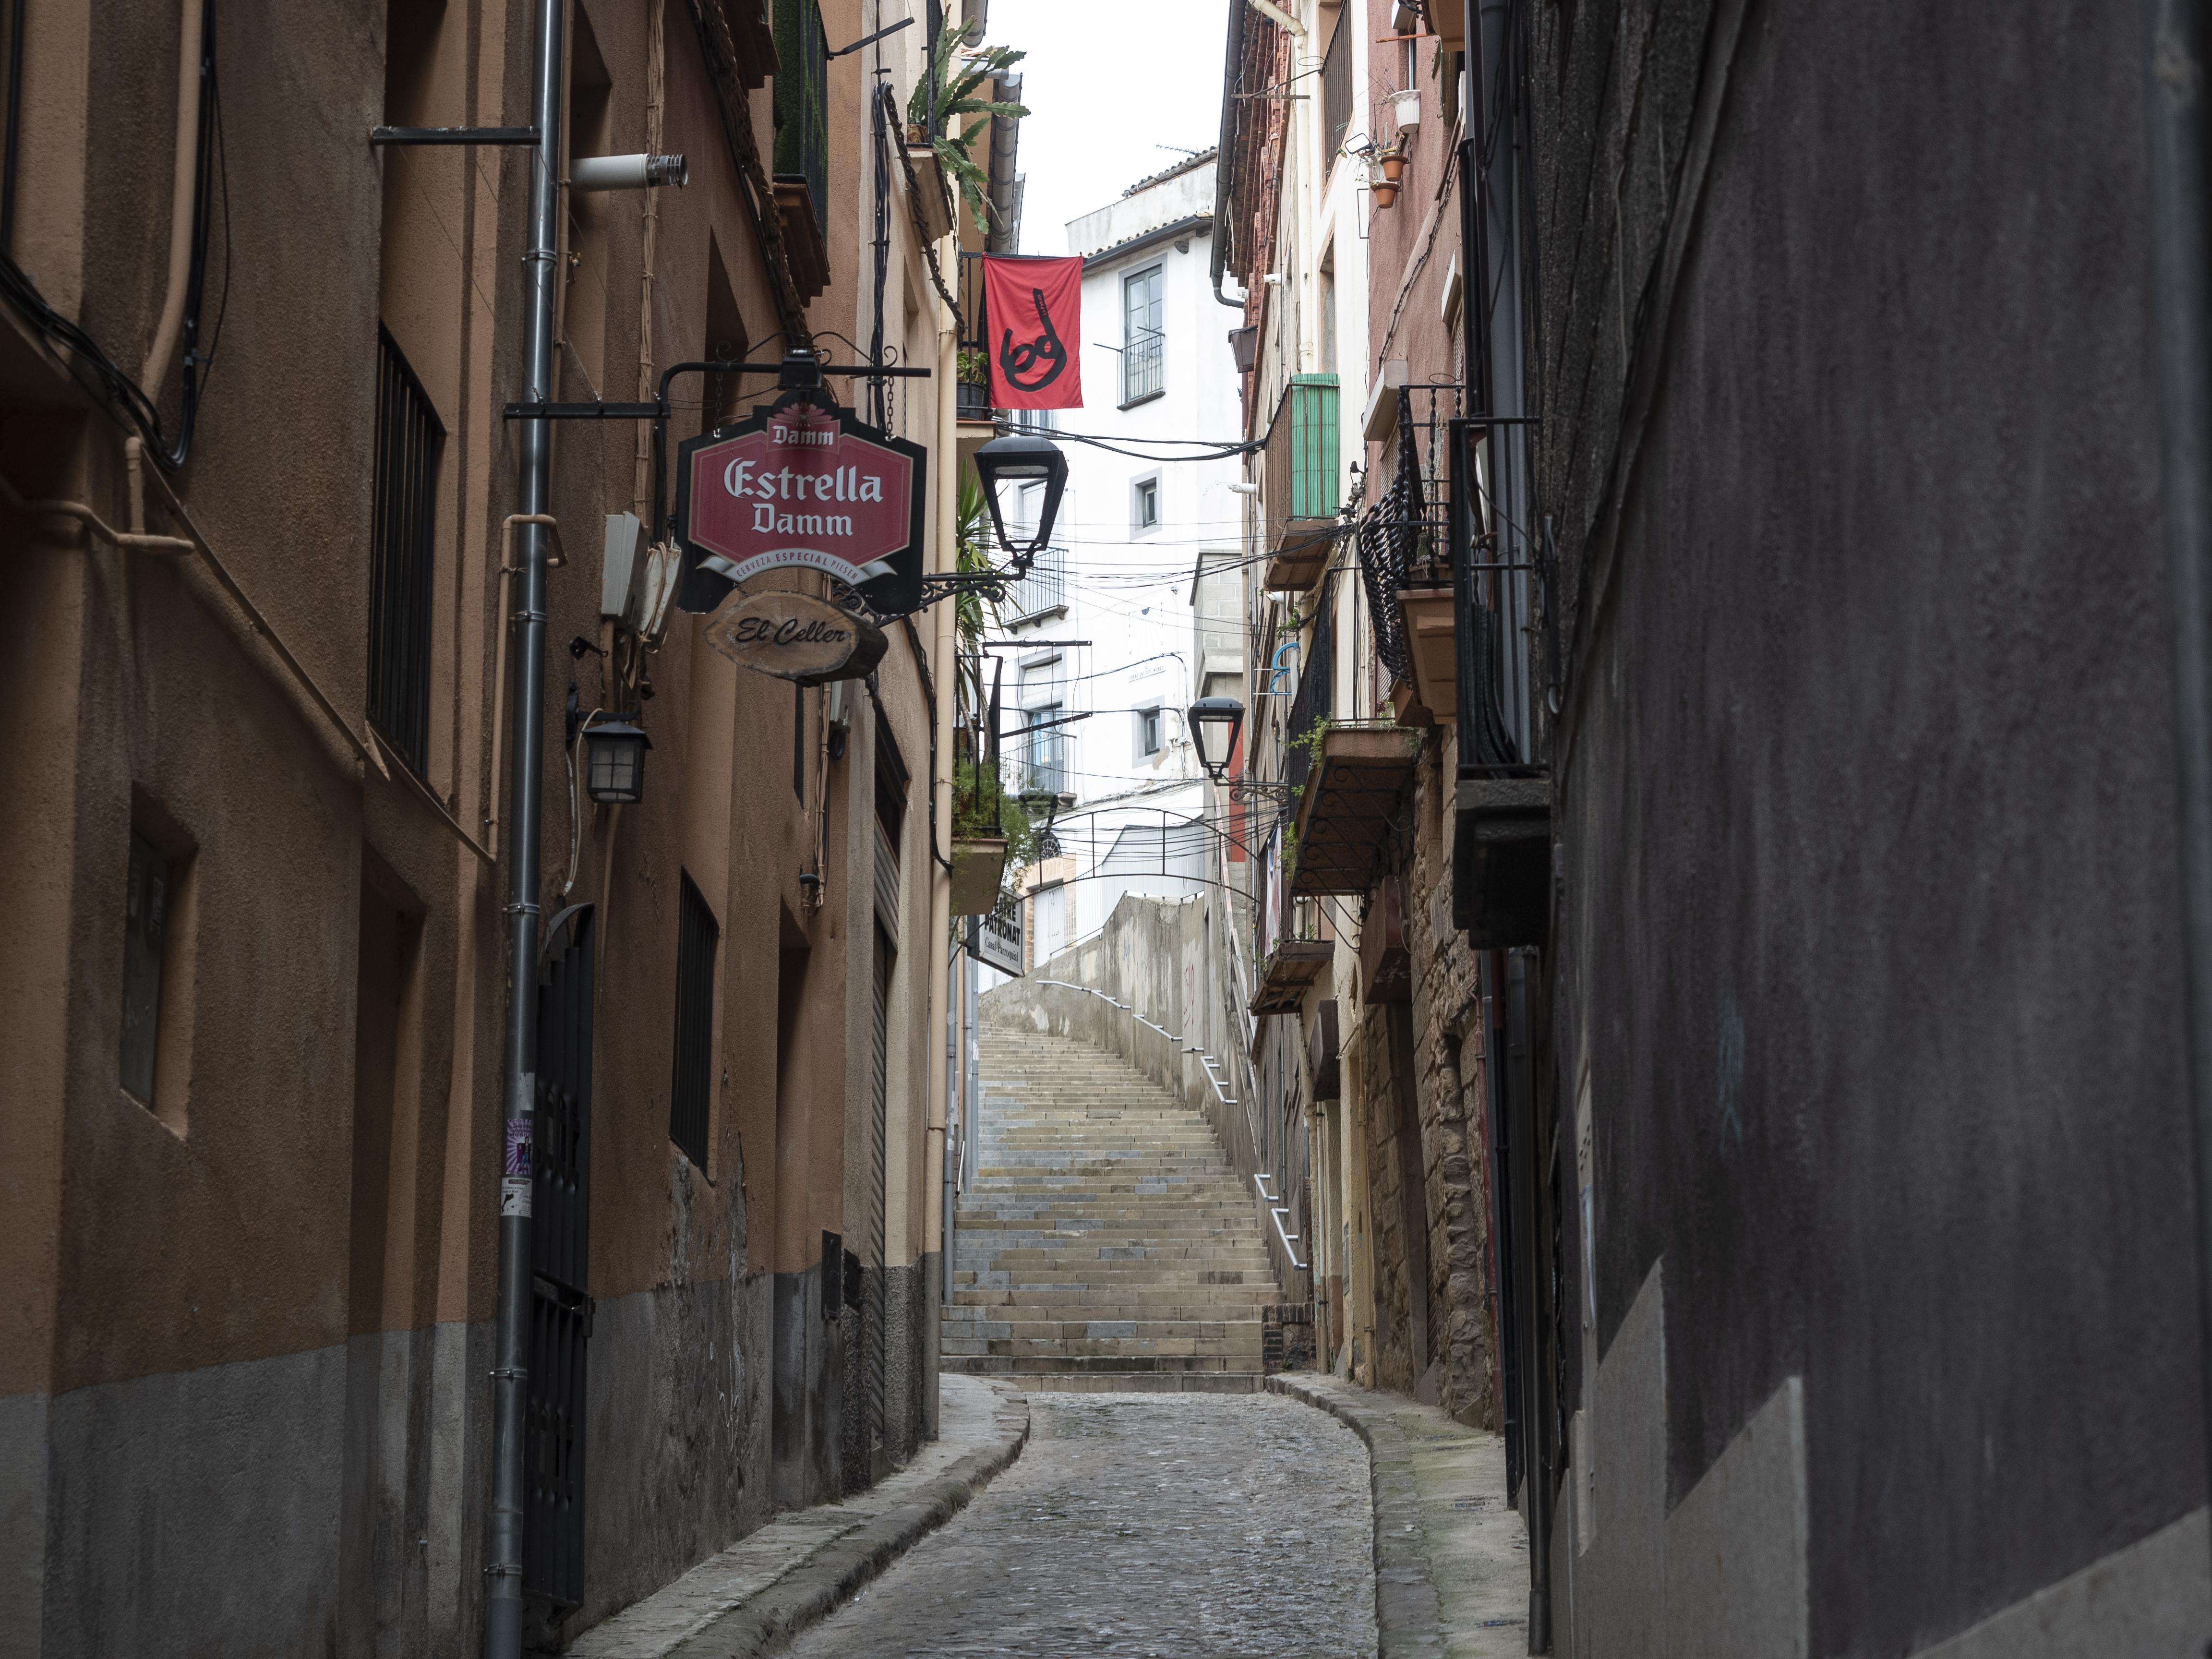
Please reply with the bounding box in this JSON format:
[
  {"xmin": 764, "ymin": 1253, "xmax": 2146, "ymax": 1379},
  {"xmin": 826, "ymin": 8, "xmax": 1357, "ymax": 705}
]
[
  {"xmin": 0, "ymin": 1392, "xmax": 48, "ymax": 1659},
  {"xmin": 5, "ymin": 1262, "xmax": 937, "ymax": 1658},
  {"xmin": 1911, "ymin": 1507, "xmax": 2210, "ymax": 1659},
  {"xmin": 577, "ymin": 1274, "xmax": 773, "ymax": 1638},
  {"xmin": 1565, "ymin": 1261, "xmax": 1809, "ymax": 1659},
  {"xmin": 1563, "ymin": 1261, "xmax": 2212, "ymax": 1658},
  {"xmin": 2, "ymin": 1321, "xmax": 494, "ymax": 1659}
]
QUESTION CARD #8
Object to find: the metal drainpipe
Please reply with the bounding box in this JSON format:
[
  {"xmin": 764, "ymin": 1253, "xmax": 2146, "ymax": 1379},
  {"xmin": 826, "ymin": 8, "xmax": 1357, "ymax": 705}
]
[
  {"xmin": 2143, "ymin": 0, "xmax": 2212, "ymax": 1592},
  {"xmin": 945, "ymin": 935, "xmax": 962, "ymax": 1301},
  {"xmin": 485, "ymin": 0, "xmax": 565, "ymax": 1651}
]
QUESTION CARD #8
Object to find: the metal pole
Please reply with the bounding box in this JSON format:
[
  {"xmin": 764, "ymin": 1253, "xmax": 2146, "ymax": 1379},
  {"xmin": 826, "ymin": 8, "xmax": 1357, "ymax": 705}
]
[
  {"xmin": 2142, "ymin": 0, "xmax": 2212, "ymax": 1593},
  {"xmin": 486, "ymin": 0, "xmax": 564, "ymax": 1650},
  {"xmin": 944, "ymin": 936, "xmax": 961, "ymax": 1300}
]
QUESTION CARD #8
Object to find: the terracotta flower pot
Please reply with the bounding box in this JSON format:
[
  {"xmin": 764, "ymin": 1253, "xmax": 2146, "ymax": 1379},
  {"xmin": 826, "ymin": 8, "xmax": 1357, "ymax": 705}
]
[
  {"xmin": 1379, "ymin": 148, "xmax": 1406, "ymax": 182},
  {"xmin": 1372, "ymin": 179, "xmax": 1401, "ymax": 210}
]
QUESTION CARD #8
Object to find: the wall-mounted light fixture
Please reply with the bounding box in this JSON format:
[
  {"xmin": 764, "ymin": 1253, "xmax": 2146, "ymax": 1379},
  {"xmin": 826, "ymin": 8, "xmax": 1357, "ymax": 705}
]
[
  {"xmin": 973, "ymin": 432, "xmax": 1069, "ymax": 560},
  {"xmin": 1187, "ymin": 697, "xmax": 1245, "ymax": 782},
  {"xmin": 583, "ymin": 717, "xmax": 651, "ymax": 804}
]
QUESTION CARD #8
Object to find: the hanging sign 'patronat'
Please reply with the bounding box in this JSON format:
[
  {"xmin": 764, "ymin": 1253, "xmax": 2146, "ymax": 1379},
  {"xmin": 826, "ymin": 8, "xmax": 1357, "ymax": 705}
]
[
  {"xmin": 675, "ymin": 401, "xmax": 928, "ymax": 616},
  {"xmin": 703, "ymin": 589, "xmax": 888, "ymax": 685}
]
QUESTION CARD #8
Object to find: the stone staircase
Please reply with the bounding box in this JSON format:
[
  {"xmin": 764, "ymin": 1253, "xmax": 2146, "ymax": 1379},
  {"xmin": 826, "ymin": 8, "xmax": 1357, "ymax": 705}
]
[{"xmin": 941, "ymin": 1023, "xmax": 1275, "ymax": 1383}]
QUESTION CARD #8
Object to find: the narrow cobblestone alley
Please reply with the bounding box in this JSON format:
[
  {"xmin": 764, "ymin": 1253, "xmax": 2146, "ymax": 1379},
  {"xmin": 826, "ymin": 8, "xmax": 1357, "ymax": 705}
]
[{"xmin": 781, "ymin": 1393, "xmax": 1376, "ymax": 1658}]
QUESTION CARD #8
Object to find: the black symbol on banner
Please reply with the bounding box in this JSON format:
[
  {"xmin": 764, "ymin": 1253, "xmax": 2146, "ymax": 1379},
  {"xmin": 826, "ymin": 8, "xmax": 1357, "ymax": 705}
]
[{"xmin": 998, "ymin": 285, "xmax": 1068, "ymax": 393}]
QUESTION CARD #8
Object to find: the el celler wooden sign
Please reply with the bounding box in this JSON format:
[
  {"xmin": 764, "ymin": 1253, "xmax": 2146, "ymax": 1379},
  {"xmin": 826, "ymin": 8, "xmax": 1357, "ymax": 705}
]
[{"xmin": 703, "ymin": 589, "xmax": 888, "ymax": 685}]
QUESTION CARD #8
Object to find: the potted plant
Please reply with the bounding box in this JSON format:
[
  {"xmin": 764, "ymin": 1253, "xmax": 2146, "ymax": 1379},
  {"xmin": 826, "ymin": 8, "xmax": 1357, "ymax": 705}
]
[
  {"xmin": 907, "ymin": 21, "xmax": 1029, "ymax": 235},
  {"xmin": 951, "ymin": 753, "xmax": 1035, "ymax": 915},
  {"xmin": 1376, "ymin": 143, "xmax": 1407, "ymax": 183}
]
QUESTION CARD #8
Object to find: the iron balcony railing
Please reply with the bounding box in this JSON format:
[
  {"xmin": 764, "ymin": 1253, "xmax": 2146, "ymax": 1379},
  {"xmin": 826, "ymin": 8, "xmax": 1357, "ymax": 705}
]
[
  {"xmin": 957, "ymin": 252, "xmax": 992, "ymax": 421},
  {"xmin": 1284, "ymin": 587, "xmax": 1335, "ymax": 798},
  {"xmin": 369, "ymin": 325, "xmax": 443, "ymax": 775},
  {"xmin": 1358, "ymin": 383, "xmax": 1464, "ymax": 688},
  {"xmin": 1450, "ymin": 415, "xmax": 1543, "ymax": 775},
  {"xmin": 1001, "ymin": 544, "xmax": 1067, "ymax": 620},
  {"xmin": 1019, "ymin": 729, "xmax": 1069, "ymax": 797},
  {"xmin": 772, "ymin": 0, "xmax": 829, "ymax": 237}
]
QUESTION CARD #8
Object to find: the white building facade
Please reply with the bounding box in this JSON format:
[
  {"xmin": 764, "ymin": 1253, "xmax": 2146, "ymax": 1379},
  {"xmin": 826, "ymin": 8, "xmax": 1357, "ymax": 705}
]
[{"xmin": 1001, "ymin": 153, "xmax": 1248, "ymax": 966}]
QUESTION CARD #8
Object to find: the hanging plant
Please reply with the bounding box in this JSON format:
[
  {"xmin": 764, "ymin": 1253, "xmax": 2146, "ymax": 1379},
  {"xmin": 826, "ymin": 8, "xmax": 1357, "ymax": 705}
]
[{"xmin": 908, "ymin": 22, "xmax": 1029, "ymax": 234}]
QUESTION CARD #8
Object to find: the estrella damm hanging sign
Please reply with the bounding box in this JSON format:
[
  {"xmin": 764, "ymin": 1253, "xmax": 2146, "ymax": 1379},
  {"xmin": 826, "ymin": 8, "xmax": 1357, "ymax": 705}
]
[{"xmin": 675, "ymin": 401, "xmax": 928, "ymax": 616}]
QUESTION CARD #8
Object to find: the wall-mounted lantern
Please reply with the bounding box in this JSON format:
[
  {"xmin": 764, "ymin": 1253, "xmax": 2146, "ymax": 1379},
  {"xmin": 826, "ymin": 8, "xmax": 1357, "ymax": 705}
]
[
  {"xmin": 583, "ymin": 718, "xmax": 652, "ymax": 804},
  {"xmin": 973, "ymin": 431, "xmax": 1069, "ymax": 560},
  {"xmin": 1186, "ymin": 696, "xmax": 1246, "ymax": 783}
]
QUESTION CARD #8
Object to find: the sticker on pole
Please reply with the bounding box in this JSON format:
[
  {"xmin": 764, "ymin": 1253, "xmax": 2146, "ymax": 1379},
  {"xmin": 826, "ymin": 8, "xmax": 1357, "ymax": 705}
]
[{"xmin": 675, "ymin": 402, "xmax": 927, "ymax": 616}]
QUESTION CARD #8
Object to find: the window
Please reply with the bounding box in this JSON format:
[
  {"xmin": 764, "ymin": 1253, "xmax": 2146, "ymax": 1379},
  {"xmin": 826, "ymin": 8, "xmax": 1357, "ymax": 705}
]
[
  {"xmin": 772, "ymin": 0, "xmax": 829, "ymax": 235},
  {"xmin": 669, "ymin": 870, "xmax": 719, "ymax": 1169},
  {"xmin": 1133, "ymin": 476, "xmax": 1160, "ymax": 534},
  {"xmin": 1122, "ymin": 264, "xmax": 1164, "ymax": 403},
  {"xmin": 1321, "ymin": 13, "xmax": 1351, "ymax": 171},
  {"xmin": 1136, "ymin": 706, "xmax": 1163, "ymax": 758},
  {"xmin": 1022, "ymin": 705, "xmax": 1068, "ymax": 796},
  {"xmin": 120, "ymin": 831, "xmax": 170, "ymax": 1103},
  {"xmin": 1320, "ymin": 257, "xmax": 1337, "ymax": 375},
  {"xmin": 369, "ymin": 326, "xmax": 444, "ymax": 774}
]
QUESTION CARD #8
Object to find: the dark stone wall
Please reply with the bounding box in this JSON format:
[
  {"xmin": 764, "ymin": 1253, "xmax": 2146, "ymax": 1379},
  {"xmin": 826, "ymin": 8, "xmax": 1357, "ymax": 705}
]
[{"xmin": 1533, "ymin": 0, "xmax": 2205, "ymax": 1652}]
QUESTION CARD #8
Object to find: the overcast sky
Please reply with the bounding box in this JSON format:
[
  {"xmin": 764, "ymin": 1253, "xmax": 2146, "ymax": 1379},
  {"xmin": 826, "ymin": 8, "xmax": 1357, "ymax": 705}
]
[{"xmin": 986, "ymin": 0, "xmax": 1233, "ymax": 255}]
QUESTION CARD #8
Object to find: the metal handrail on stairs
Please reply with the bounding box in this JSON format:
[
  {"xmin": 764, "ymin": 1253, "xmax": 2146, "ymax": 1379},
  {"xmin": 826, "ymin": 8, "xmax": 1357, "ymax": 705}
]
[
  {"xmin": 1031, "ymin": 978, "xmax": 1264, "ymax": 1174},
  {"xmin": 1253, "ymin": 1174, "xmax": 1308, "ymax": 1273}
]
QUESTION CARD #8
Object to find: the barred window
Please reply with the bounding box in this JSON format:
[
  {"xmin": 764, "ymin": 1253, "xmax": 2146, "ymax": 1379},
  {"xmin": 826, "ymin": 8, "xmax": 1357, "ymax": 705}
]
[
  {"xmin": 669, "ymin": 870, "xmax": 719, "ymax": 1168},
  {"xmin": 1123, "ymin": 264, "xmax": 1164, "ymax": 403},
  {"xmin": 369, "ymin": 326, "xmax": 444, "ymax": 773}
]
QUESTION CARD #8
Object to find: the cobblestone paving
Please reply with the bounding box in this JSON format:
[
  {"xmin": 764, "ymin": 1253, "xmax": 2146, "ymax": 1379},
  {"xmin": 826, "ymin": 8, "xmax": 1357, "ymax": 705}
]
[{"xmin": 783, "ymin": 1393, "xmax": 1377, "ymax": 1659}]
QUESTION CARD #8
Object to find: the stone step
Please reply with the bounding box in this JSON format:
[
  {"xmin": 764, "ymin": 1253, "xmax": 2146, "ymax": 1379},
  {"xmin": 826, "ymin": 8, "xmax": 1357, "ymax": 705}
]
[
  {"xmin": 941, "ymin": 1354, "xmax": 1259, "ymax": 1375},
  {"xmin": 946, "ymin": 1021, "xmax": 1282, "ymax": 1375}
]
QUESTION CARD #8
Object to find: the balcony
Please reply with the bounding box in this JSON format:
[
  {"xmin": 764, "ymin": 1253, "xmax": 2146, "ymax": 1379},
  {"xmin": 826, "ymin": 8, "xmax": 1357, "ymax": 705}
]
[
  {"xmin": 1251, "ymin": 938, "xmax": 1332, "ymax": 1017},
  {"xmin": 1002, "ymin": 545, "xmax": 1067, "ymax": 622},
  {"xmin": 1358, "ymin": 384, "xmax": 1464, "ymax": 723},
  {"xmin": 771, "ymin": 0, "xmax": 830, "ymax": 301},
  {"xmin": 1263, "ymin": 374, "xmax": 1341, "ymax": 590},
  {"xmin": 1357, "ymin": 880, "xmax": 1410, "ymax": 1004},
  {"xmin": 1290, "ymin": 723, "xmax": 1421, "ymax": 896},
  {"xmin": 1445, "ymin": 411, "xmax": 1552, "ymax": 947}
]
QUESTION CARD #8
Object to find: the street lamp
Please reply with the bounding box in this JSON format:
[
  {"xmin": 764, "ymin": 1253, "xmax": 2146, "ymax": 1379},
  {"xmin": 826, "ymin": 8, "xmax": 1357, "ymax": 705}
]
[
  {"xmin": 1186, "ymin": 697, "xmax": 1245, "ymax": 782},
  {"xmin": 583, "ymin": 718, "xmax": 652, "ymax": 804},
  {"xmin": 973, "ymin": 431, "xmax": 1068, "ymax": 560}
]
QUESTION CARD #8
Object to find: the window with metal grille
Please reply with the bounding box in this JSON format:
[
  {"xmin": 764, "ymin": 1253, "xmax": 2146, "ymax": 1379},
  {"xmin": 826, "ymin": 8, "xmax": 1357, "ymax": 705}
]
[
  {"xmin": 369, "ymin": 326, "xmax": 444, "ymax": 773},
  {"xmin": 1321, "ymin": 15, "xmax": 1351, "ymax": 174},
  {"xmin": 668, "ymin": 870, "xmax": 718, "ymax": 1169},
  {"xmin": 1123, "ymin": 264, "xmax": 1164, "ymax": 403},
  {"xmin": 773, "ymin": 0, "xmax": 829, "ymax": 236}
]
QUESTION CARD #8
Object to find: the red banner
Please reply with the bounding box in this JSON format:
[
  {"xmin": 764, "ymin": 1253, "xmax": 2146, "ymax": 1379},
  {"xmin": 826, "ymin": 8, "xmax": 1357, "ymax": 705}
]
[{"xmin": 983, "ymin": 254, "xmax": 1083, "ymax": 409}]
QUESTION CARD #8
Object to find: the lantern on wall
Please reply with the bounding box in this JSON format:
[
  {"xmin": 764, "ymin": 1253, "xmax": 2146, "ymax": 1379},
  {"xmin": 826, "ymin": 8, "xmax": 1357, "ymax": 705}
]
[
  {"xmin": 1186, "ymin": 697, "xmax": 1246, "ymax": 783},
  {"xmin": 583, "ymin": 718, "xmax": 652, "ymax": 804}
]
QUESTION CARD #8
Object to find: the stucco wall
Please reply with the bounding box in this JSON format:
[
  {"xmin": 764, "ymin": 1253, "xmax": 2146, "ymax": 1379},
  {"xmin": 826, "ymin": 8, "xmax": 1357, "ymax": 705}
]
[{"xmin": 1532, "ymin": 0, "xmax": 2211, "ymax": 1651}]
